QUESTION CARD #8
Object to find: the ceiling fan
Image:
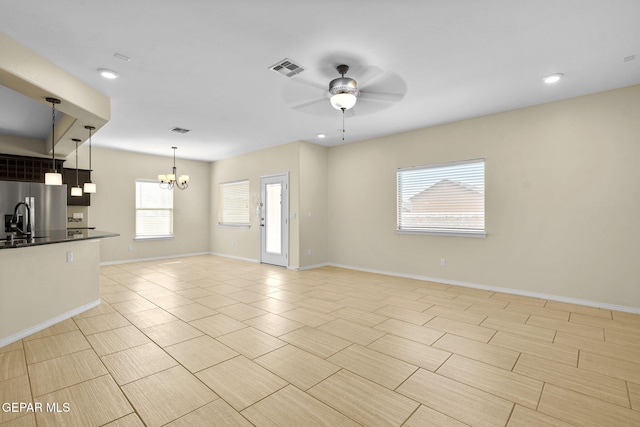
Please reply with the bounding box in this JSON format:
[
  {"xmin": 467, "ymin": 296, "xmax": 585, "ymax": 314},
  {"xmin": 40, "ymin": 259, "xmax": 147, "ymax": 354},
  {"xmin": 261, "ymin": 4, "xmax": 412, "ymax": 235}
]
[
  {"xmin": 285, "ymin": 63, "xmax": 406, "ymax": 140},
  {"xmin": 285, "ymin": 64, "xmax": 406, "ymax": 118}
]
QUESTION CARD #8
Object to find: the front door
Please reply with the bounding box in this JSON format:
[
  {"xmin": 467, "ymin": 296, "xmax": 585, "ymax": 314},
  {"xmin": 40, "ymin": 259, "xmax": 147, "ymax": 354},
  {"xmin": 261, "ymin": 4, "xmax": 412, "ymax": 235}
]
[{"xmin": 260, "ymin": 173, "xmax": 289, "ymax": 267}]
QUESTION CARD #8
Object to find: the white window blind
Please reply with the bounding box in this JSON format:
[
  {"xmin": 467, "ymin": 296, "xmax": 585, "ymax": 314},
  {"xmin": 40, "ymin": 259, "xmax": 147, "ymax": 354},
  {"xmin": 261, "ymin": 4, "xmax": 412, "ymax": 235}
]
[
  {"xmin": 218, "ymin": 180, "xmax": 250, "ymax": 226},
  {"xmin": 397, "ymin": 159, "xmax": 485, "ymax": 235},
  {"xmin": 135, "ymin": 180, "xmax": 173, "ymax": 238}
]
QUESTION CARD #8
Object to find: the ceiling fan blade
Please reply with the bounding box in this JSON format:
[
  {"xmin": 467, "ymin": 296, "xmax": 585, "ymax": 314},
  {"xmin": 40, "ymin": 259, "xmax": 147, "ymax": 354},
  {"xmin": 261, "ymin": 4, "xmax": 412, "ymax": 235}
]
[
  {"xmin": 289, "ymin": 77, "xmax": 327, "ymax": 91},
  {"xmin": 359, "ymin": 91, "xmax": 404, "ymax": 102},
  {"xmin": 291, "ymin": 96, "xmax": 327, "ymax": 110},
  {"xmin": 356, "ymin": 65, "xmax": 384, "ymax": 87}
]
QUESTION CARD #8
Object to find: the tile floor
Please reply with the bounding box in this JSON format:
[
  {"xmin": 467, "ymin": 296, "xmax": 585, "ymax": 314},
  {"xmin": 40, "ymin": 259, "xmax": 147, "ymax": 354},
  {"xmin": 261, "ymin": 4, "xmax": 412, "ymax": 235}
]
[{"xmin": 2, "ymin": 255, "xmax": 640, "ymax": 426}]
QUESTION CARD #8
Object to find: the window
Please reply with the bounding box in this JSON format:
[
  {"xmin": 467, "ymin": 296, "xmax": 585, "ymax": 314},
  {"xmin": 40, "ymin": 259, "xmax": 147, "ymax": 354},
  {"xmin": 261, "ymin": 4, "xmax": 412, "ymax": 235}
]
[
  {"xmin": 218, "ymin": 180, "xmax": 250, "ymax": 227},
  {"xmin": 397, "ymin": 159, "xmax": 485, "ymax": 236},
  {"xmin": 135, "ymin": 180, "xmax": 173, "ymax": 239}
]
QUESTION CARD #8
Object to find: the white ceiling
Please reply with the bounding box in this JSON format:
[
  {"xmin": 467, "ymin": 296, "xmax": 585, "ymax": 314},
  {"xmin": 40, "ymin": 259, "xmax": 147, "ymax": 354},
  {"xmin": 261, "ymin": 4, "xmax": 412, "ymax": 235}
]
[{"xmin": 1, "ymin": 0, "xmax": 639, "ymax": 162}]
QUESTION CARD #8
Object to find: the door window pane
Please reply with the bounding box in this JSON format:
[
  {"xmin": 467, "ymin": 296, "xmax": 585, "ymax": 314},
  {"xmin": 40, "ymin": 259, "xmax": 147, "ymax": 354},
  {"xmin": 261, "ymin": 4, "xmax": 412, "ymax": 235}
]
[{"xmin": 265, "ymin": 182, "xmax": 282, "ymax": 254}]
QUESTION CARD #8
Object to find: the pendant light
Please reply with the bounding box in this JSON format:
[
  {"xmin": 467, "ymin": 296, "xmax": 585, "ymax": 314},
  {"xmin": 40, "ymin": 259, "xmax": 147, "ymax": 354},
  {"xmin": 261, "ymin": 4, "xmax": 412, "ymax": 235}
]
[
  {"xmin": 44, "ymin": 97, "xmax": 63, "ymax": 185},
  {"xmin": 70, "ymin": 138, "xmax": 83, "ymax": 197},
  {"xmin": 83, "ymin": 125, "xmax": 97, "ymax": 193},
  {"xmin": 158, "ymin": 147, "xmax": 189, "ymax": 190}
]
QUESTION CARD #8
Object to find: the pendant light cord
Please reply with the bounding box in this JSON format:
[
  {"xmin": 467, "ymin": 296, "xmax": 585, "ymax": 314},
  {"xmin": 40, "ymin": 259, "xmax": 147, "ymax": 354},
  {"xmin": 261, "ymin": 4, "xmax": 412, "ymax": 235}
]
[
  {"xmin": 88, "ymin": 127, "xmax": 92, "ymax": 171},
  {"xmin": 51, "ymin": 101, "xmax": 56, "ymax": 172},
  {"xmin": 75, "ymin": 139, "xmax": 79, "ymax": 186}
]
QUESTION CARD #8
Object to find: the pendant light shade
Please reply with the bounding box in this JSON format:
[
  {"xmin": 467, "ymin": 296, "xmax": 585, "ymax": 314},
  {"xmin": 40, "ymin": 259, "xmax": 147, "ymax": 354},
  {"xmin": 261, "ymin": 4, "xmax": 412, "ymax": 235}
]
[
  {"xmin": 45, "ymin": 97, "xmax": 63, "ymax": 185},
  {"xmin": 83, "ymin": 125, "xmax": 97, "ymax": 193},
  {"xmin": 83, "ymin": 182, "xmax": 97, "ymax": 193},
  {"xmin": 45, "ymin": 172, "xmax": 63, "ymax": 186}
]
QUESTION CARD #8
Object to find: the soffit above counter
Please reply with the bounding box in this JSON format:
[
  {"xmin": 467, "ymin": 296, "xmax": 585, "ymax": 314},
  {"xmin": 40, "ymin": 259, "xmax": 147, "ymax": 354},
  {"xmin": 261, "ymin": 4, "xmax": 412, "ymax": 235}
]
[{"xmin": 0, "ymin": 32, "xmax": 110, "ymax": 158}]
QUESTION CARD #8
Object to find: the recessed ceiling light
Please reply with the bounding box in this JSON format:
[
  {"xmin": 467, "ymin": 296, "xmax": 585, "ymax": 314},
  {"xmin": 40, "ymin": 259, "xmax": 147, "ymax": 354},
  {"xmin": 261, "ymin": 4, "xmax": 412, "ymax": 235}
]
[
  {"xmin": 317, "ymin": 133, "xmax": 326, "ymax": 139},
  {"xmin": 543, "ymin": 73, "xmax": 564, "ymax": 84},
  {"xmin": 98, "ymin": 68, "xmax": 119, "ymax": 79}
]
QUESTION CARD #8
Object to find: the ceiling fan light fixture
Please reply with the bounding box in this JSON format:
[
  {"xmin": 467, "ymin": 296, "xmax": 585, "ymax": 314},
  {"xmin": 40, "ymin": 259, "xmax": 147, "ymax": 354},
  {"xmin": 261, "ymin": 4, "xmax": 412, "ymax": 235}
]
[
  {"xmin": 330, "ymin": 93, "xmax": 357, "ymax": 110},
  {"xmin": 329, "ymin": 75, "xmax": 359, "ymax": 110}
]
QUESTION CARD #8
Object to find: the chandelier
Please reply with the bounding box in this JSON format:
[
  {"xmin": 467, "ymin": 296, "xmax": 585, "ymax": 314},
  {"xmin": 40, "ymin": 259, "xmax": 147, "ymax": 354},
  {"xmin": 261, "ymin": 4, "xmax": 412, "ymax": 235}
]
[{"xmin": 158, "ymin": 147, "xmax": 189, "ymax": 190}]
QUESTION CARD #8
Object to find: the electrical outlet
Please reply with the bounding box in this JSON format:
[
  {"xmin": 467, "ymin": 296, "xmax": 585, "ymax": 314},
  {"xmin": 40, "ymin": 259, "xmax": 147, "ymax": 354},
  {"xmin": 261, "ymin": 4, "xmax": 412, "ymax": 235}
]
[
  {"xmin": 66, "ymin": 251, "xmax": 74, "ymax": 263},
  {"xmin": 128, "ymin": 245, "xmax": 133, "ymax": 252},
  {"xmin": 440, "ymin": 258, "xmax": 446, "ymax": 267},
  {"xmin": 307, "ymin": 248, "xmax": 312, "ymax": 256}
]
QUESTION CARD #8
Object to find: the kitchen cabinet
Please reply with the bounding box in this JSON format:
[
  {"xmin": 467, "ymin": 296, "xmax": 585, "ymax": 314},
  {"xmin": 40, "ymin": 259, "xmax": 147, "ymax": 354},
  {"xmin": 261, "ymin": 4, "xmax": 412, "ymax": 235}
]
[
  {"xmin": 62, "ymin": 168, "xmax": 92, "ymax": 206},
  {"xmin": 0, "ymin": 154, "xmax": 65, "ymax": 182}
]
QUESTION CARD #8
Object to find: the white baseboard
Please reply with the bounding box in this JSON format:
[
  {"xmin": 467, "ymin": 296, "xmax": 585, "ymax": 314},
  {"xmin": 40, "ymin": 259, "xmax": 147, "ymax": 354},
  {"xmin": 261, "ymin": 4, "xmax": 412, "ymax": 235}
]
[
  {"xmin": 100, "ymin": 252, "xmax": 211, "ymax": 266},
  {"xmin": 0, "ymin": 299, "xmax": 101, "ymax": 348},
  {"xmin": 294, "ymin": 262, "xmax": 330, "ymax": 271},
  {"xmin": 209, "ymin": 252, "xmax": 260, "ymax": 264},
  {"xmin": 328, "ymin": 263, "xmax": 640, "ymax": 314}
]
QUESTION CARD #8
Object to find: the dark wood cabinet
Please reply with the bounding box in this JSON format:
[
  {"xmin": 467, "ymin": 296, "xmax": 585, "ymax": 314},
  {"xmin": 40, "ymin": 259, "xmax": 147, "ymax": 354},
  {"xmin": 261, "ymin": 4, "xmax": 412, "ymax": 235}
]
[
  {"xmin": 63, "ymin": 168, "xmax": 92, "ymax": 206},
  {"xmin": 0, "ymin": 154, "xmax": 65, "ymax": 182}
]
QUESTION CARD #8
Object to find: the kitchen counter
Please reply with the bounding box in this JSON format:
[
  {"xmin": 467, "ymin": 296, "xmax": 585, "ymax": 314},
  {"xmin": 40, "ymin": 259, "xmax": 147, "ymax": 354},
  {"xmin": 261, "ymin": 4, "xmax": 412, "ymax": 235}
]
[
  {"xmin": 1, "ymin": 229, "xmax": 118, "ymax": 249},
  {"xmin": 0, "ymin": 229, "xmax": 118, "ymax": 347}
]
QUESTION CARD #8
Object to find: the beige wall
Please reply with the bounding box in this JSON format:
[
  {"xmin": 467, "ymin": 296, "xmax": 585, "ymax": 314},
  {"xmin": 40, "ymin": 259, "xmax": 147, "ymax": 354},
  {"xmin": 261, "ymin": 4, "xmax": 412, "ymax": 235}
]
[
  {"xmin": 299, "ymin": 142, "xmax": 329, "ymax": 268},
  {"xmin": 328, "ymin": 85, "xmax": 640, "ymax": 309},
  {"xmin": 210, "ymin": 142, "xmax": 301, "ymax": 267},
  {"xmin": 76, "ymin": 147, "xmax": 211, "ymax": 263}
]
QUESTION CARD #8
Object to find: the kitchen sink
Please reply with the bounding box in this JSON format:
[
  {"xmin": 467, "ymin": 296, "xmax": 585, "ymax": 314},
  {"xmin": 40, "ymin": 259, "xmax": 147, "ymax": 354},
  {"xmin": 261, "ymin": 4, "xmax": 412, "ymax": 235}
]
[
  {"xmin": 1, "ymin": 235, "xmax": 48, "ymax": 246},
  {"xmin": 2, "ymin": 238, "xmax": 27, "ymax": 246}
]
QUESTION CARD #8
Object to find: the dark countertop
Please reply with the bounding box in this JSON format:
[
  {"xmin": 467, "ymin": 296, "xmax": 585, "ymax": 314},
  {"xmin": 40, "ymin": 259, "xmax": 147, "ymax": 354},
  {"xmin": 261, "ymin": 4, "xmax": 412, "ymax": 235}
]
[{"xmin": 0, "ymin": 229, "xmax": 119, "ymax": 250}]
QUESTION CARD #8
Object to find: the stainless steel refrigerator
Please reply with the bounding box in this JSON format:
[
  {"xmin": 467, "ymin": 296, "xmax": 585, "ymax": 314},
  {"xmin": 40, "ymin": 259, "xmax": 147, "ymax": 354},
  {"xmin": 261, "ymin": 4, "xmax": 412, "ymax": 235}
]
[{"xmin": 0, "ymin": 180, "xmax": 67, "ymax": 236}]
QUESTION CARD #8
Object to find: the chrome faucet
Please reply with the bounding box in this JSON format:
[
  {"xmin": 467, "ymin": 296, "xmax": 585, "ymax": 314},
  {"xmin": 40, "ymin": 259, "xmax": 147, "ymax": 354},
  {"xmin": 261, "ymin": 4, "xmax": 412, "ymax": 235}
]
[{"xmin": 11, "ymin": 202, "xmax": 32, "ymax": 239}]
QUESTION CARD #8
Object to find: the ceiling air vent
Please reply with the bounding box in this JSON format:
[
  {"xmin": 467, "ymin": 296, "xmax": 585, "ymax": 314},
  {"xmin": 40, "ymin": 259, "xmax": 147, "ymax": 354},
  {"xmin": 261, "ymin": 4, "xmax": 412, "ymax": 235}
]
[
  {"xmin": 169, "ymin": 127, "xmax": 191, "ymax": 134},
  {"xmin": 268, "ymin": 58, "xmax": 304, "ymax": 77}
]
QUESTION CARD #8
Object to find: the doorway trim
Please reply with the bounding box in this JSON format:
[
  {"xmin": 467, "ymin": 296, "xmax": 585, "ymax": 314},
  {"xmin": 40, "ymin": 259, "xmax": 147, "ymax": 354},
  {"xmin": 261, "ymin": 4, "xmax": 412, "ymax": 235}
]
[{"xmin": 259, "ymin": 172, "xmax": 289, "ymax": 267}]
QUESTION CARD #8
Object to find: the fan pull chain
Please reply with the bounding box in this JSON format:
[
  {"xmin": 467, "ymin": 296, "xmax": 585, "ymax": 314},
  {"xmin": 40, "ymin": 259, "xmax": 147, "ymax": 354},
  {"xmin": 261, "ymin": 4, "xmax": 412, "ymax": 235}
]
[{"xmin": 341, "ymin": 108, "xmax": 346, "ymax": 141}]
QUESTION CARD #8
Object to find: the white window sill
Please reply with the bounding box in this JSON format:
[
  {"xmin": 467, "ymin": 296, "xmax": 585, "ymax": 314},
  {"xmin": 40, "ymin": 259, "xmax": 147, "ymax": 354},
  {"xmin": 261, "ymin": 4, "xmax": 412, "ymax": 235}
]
[
  {"xmin": 134, "ymin": 235, "xmax": 174, "ymax": 241},
  {"xmin": 396, "ymin": 229, "xmax": 487, "ymax": 238},
  {"xmin": 217, "ymin": 224, "xmax": 251, "ymax": 229}
]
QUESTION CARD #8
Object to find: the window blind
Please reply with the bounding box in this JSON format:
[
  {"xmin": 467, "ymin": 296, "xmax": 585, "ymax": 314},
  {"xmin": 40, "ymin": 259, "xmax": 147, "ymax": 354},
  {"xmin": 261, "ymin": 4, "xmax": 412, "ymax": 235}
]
[
  {"xmin": 397, "ymin": 159, "xmax": 485, "ymax": 234},
  {"xmin": 135, "ymin": 180, "xmax": 173, "ymax": 238},
  {"xmin": 218, "ymin": 180, "xmax": 250, "ymax": 226}
]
